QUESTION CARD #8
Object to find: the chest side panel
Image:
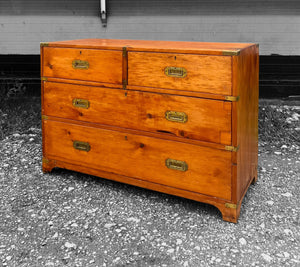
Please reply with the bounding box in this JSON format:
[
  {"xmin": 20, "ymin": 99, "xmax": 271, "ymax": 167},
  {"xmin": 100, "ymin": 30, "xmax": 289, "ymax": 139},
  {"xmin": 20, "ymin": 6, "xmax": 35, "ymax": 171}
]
[
  {"xmin": 42, "ymin": 47, "xmax": 123, "ymax": 84},
  {"xmin": 232, "ymin": 45, "xmax": 259, "ymax": 201},
  {"xmin": 128, "ymin": 52, "xmax": 232, "ymax": 95},
  {"xmin": 43, "ymin": 120, "xmax": 232, "ymax": 200}
]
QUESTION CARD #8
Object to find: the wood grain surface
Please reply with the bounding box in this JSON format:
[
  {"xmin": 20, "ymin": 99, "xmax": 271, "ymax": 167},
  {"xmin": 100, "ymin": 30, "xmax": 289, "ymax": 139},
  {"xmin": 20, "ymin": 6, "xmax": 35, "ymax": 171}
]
[
  {"xmin": 42, "ymin": 47, "xmax": 123, "ymax": 84},
  {"xmin": 43, "ymin": 119, "xmax": 232, "ymax": 200},
  {"xmin": 128, "ymin": 52, "xmax": 232, "ymax": 95},
  {"xmin": 232, "ymin": 44, "xmax": 259, "ymax": 202},
  {"xmin": 43, "ymin": 82, "xmax": 232, "ymax": 145},
  {"xmin": 44, "ymin": 39, "xmax": 253, "ymax": 55}
]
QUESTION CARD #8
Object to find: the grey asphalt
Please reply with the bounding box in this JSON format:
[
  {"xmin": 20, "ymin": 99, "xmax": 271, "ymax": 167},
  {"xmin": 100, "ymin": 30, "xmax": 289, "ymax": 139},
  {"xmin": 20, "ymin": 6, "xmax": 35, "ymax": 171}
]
[{"xmin": 0, "ymin": 103, "xmax": 299, "ymax": 267}]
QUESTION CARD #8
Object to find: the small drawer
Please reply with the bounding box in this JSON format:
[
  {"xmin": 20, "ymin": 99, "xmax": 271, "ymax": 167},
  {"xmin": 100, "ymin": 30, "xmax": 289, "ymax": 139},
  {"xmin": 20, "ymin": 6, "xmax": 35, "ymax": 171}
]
[
  {"xmin": 128, "ymin": 52, "xmax": 232, "ymax": 95},
  {"xmin": 43, "ymin": 82, "xmax": 232, "ymax": 145},
  {"xmin": 43, "ymin": 120, "xmax": 232, "ymax": 200},
  {"xmin": 42, "ymin": 47, "xmax": 123, "ymax": 84}
]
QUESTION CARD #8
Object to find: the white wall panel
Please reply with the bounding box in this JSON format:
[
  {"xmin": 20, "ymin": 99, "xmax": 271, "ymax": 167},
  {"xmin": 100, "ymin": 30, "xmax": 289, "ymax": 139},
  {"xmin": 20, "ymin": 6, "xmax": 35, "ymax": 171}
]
[{"xmin": 0, "ymin": 0, "xmax": 299, "ymax": 55}]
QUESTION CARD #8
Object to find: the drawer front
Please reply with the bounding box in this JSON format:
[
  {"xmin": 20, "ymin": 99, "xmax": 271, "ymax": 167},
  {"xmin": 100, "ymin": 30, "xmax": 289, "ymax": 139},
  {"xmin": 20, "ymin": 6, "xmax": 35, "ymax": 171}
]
[
  {"xmin": 44, "ymin": 120, "xmax": 232, "ymax": 200},
  {"xmin": 44, "ymin": 82, "xmax": 232, "ymax": 145},
  {"xmin": 42, "ymin": 47, "xmax": 123, "ymax": 84},
  {"xmin": 128, "ymin": 52, "xmax": 232, "ymax": 95}
]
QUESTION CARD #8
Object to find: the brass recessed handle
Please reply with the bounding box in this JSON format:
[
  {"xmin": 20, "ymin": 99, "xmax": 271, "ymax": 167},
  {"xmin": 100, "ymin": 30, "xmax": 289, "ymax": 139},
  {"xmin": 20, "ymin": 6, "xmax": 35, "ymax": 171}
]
[
  {"xmin": 165, "ymin": 111, "xmax": 188, "ymax": 123},
  {"xmin": 72, "ymin": 98, "xmax": 90, "ymax": 109},
  {"xmin": 73, "ymin": 141, "xmax": 91, "ymax": 152},
  {"xmin": 72, "ymin": 60, "xmax": 89, "ymax": 69},
  {"xmin": 165, "ymin": 158, "xmax": 188, "ymax": 172},
  {"xmin": 164, "ymin": 67, "xmax": 187, "ymax": 78}
]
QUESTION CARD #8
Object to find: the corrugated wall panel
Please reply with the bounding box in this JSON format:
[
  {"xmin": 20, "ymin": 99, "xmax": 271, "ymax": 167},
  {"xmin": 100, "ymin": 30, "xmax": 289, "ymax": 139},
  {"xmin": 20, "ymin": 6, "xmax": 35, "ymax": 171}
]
[
  {"xmin": 0, "ymin": 0, "xmax": 98, "ymax": 15},
  {"xmin": 108, "ymin": 0, "xmax": 300, "ymax": 15},
  {"xmin": 2, "ymin": 0, "xmax": 299, "ymax": 16},
  {"xmin": 0, "ymin": 0, "xmax": 299, "ymax": 55}
]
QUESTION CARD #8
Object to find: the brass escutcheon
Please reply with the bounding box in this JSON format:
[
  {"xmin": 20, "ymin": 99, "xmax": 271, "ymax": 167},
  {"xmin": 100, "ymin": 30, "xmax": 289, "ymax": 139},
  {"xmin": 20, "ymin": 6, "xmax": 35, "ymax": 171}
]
[
  {"xmin": 165, "ymin": 111, "xmax": 188, "ymax": 123},
  {"xmin": 165, "ymin": 158, "xmax": 188, "ymax": 172},
  {"xmin": 72, "ymin": 98, "xmax": 90, "ymax": 109},
  {"xmin": 72, "ymin": 60, "xmax": 89, "ymax": 69},
  {"xmin": 73, "ymin": 141, "xmax": 91, "ymax": 152},
  {"xmin": 164, "ymin": 66, "xmax": 187, "ymax": 78}
]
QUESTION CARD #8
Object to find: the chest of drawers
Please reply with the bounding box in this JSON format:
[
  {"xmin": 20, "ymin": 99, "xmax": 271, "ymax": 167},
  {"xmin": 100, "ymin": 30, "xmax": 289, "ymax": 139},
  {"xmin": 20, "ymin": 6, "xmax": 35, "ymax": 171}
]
[{"xmin": 41, "ymin": 39, "xmax": 259, "ymax": 223}]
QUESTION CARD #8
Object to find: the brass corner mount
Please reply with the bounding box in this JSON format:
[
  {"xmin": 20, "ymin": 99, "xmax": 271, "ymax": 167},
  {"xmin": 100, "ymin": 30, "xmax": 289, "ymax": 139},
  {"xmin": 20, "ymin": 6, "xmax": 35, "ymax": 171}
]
[
  {"xmin": 40, "ymin": 42, "xmax": 49, "ymax": 47},
  {"xmin": 222, "ymin": 50, "xmax": 241, "ymax": 56}
]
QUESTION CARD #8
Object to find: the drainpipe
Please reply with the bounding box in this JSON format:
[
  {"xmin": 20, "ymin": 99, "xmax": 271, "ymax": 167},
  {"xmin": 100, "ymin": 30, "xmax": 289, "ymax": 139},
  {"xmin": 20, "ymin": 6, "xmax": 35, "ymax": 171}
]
[{"xmin": 100, "ymin": 0, "xmax": 107, "ymax": 27}]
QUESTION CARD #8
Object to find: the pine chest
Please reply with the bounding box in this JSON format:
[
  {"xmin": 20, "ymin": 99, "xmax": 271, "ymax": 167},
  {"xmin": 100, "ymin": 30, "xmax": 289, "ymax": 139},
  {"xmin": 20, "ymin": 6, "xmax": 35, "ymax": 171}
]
[{"xmin": 41, "ymin": 39, "xmax": 259, "ymax": 223}]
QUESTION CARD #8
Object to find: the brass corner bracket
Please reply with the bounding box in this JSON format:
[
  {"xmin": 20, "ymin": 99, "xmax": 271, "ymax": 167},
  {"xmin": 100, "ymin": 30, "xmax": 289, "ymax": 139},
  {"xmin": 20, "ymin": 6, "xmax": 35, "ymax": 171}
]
[
  {"xmin": 225, "ymin": 145, "xmax": 240, "ymax": 152},
  {"xmin": 122, "ymin": 47, "xmax": 127, "ymax": 57},
  {"xmin": 222, "ymin": 50, "xmax": 241, "ymax": 56},
  {"xmin": 123, "ymin": 79, "xmax": 127, "ymax": 90},
  {"xmin": 41, "ymin": 115, "xmax": 48, "ymax": 120},
  {"xmin": 41, "ymin": 77, "xmax": 48, "ymax": 81},
  {"xmin": 225, "ymin": 95, "xmax": 240, "ymax": 102},
  {"xmin": 225, "ymin": 203, "xmax": 237, "ymax": 209},
  {"xmin": 42, "ymin": 158, "xmax": 49, "ymax": 164},
  {"xmin": 40, "ymin": 42, "xmax": 49, "ymax": 47}
]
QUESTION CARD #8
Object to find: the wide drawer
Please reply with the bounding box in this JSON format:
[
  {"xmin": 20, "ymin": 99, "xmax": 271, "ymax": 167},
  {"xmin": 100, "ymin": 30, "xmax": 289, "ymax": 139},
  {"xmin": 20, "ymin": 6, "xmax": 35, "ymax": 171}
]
[
  {"xmin": 128, "ymin": 52, "xmax": 232, "ymax": 95},
  {"xmin": 43, "ymin": 120, "xmax": 232, "ymax": 200},
  {"xmin": 43, "ymin": 82, "xmax": 232, "ymax": 145},
  {"xmin": 42, "ymin": 47, "xmax": 123, "ymax": 84}
]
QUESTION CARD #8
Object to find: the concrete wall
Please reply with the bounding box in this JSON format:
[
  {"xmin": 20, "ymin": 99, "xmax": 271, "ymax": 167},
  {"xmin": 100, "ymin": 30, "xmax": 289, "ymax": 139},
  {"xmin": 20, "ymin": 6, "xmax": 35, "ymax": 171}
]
[{"xmin": 0, "ymin": 0, "xmax": 299, "ymax": 55}]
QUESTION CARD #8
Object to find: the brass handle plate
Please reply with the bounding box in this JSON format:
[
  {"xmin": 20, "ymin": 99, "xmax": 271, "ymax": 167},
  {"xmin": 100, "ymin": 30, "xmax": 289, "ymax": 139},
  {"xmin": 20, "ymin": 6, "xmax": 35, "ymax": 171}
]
[
  {"xmin": 73, "ymin": 141, "xmax": 91, "ymax": 152},
  {"xmin": 165, "ymin": 158, "xmax": 188, "ymax": 172},
  {"xmin": 164, "ymin": 67, "xmax": 187, "ymax": 78},
  {"xmin": 72, "ymin": 98, "xmax": 90, "ymax": 109},
  {"xmin": 165, "ymin": 111, "xmax": 188, "ymax": 123},
  {"xmin": 72, "ymin": 60, "xmax": 89, "ymax": 69}
]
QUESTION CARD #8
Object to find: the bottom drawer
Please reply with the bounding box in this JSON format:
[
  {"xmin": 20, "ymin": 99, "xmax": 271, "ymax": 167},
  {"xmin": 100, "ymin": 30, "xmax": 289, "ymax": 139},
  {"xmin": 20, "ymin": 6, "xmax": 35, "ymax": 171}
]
[{"xmin": 43, "ymin": 120, "xmax": 232, "ymax": 200}]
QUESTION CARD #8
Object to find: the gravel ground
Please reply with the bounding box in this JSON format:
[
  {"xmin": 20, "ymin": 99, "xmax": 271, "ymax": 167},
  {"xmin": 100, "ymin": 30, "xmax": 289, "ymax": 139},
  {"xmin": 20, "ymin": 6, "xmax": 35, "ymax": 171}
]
[{"xmin": 0, "ymin": 100, "xmax": 299, "ymax": 266}]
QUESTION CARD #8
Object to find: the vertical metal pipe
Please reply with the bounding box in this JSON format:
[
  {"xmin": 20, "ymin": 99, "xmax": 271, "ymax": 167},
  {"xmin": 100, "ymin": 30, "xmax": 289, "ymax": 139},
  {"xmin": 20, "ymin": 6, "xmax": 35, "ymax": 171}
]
[{"xmin": 100, "ymin": 0, "xmax": 107, "ymax": 27}]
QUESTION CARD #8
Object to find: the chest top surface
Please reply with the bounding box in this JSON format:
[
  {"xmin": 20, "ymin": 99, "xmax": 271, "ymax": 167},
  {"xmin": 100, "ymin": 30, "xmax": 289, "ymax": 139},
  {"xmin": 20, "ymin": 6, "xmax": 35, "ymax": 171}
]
[{"xmin": 41, "ymin": 38, "xmax": 256, "ymax": 55}]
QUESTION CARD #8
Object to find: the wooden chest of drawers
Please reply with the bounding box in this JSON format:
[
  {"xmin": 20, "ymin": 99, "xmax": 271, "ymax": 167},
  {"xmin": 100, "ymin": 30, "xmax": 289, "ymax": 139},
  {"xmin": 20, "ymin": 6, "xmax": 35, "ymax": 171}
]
[{"xmin": 41, "ymin": 39, "xmax": 259, "ymax": 223}]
